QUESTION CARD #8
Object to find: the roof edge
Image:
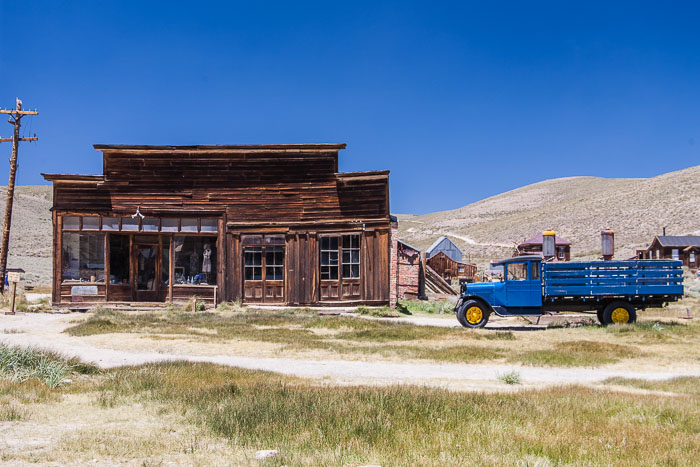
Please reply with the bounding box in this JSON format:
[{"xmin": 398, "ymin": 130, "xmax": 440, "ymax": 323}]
[
  {"xmin": 94, "ymin": 143, "xmax": 347, "ymax": 152},
  {"xmin": 41, "ymin": 173, "xmax": 104, "ymax": 182}
]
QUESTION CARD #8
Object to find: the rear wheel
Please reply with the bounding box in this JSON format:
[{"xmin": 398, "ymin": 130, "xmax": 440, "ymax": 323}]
[
  {"xmin": 457, "ymin": 300, "xmax": 490, "ymax": 328},
  {"xmin": 596, "ymin": 308, "xmax": 605, "ymax": 325},
  {"xmin": 603, "ymin": 301, "xmax": 637, "ymax": 325}
]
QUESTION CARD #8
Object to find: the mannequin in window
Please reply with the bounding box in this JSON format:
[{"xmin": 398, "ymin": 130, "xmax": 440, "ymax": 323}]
[{"xmin": 202, "ymin": 242, "xmax": 212, "ymax": 284}]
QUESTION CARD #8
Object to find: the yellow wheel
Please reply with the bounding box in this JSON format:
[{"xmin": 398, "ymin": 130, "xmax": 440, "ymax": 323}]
[
  {"xmin": 466, "ymin": 306, "xmax": 483, "ymax": 325},
  {"xmin": 457, "ymin": 300, "xmax": 490, "ymax": 328},
  {"xmin": 603, "ymin": 302, "xmax": 637, "ymax": 325},
  {"xmin": 611, "ymin": 307, "xmax": 630, "ymax": 324}
]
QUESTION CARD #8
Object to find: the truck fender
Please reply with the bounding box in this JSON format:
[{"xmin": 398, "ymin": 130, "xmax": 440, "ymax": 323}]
[{"xmin": 455, "ymin": 295, "xmax": 494, "ymax": 314}]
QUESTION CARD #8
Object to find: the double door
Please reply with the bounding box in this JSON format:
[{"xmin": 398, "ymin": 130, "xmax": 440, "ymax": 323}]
[{"xmin": 242, "ymin": 244, "xmax": 285, "ymax": 303}]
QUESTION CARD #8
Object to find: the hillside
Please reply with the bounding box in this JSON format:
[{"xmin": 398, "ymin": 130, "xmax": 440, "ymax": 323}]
[
  {"xmin": 1, "ymin": 165, "xmax": 699, "ymax": 285},
  {"xmin": 0, "ymin": 185, "xmax": 53, "ymax": 285},
  {"xmin": 397, "ymin": 165, "xmax": 700, "ymax": 268}
]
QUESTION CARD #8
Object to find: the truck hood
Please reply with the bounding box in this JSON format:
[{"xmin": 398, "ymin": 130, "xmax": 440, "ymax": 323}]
[{"xmin": 464, "ymin": 281, "xmax": 502, "ymax": 305}]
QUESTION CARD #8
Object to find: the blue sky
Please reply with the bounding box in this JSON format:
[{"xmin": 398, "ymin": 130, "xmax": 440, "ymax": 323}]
[{"xmin": 1, "ymin": 1, "xmax": 698, "ymax": 214}]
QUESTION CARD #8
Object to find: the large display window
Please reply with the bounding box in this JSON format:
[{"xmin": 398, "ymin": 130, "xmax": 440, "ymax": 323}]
[
  {"xmin": 62, "ymin": 233, "xmax": 105, "ymax": 282},
  {"xmin": 174, "ymin": 236, "xmax": 217, "ymax": 285}
]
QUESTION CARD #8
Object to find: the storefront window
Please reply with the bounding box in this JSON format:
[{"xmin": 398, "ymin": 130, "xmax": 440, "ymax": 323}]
[
  {"xmin": 162, "ymin": 236, "xmax": 170, "ymax": 286},
  {"xmin": 181, "ymin": 219, "xmax": 198, "ymax": 232},
  {"xmin": 174, "ymin": 236, "xmax": 216, "ymax": 285},
  {"xmin": 201, "ymin": 218, "xmax": 218, "ymax": 232},
  {"xmin": 121, "ymin": 217, "xmax": 139, "ymax": 231},
  {"xmin": 102, "ymin": 217, "xmax": 119, "ymax": 231},
  {"xmin": 63, "ymin": 216, "xmax": 80, "ymax": 230},
  {"xmin": 82, "ymin": 217, "xmax": 100, "ymax": 230},
  {"xmin": 109, "ymin": 234, "xmax": 130, "ymax": 284},
  {"xmin": 62, "ymin": 233, "xmax": 105, "ymax": 282},
  {"xmin": 142, "ymin": 217, "xmax": 159, "ymax": 231},
  {"xmin": 161, "ymin": 218, "xmax": 179, "ymax": 232}
]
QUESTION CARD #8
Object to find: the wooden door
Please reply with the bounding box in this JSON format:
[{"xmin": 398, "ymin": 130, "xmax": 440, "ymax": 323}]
[
  {"xmin": 134, "ymin": 244, "xmax": 159, "ymax": 301},
  {"xmin": 320, "ymin": 234, "xmax": 362, "ymax": 302},
  {"xmin": 243, "ymin": 245, "xmax": 285, "ymax": 303}
]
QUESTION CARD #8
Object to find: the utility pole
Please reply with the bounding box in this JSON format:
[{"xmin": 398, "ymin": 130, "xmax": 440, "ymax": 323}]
[{"xmin": 0, "ymin": 98, "xmax": 38, "ymax": 294}]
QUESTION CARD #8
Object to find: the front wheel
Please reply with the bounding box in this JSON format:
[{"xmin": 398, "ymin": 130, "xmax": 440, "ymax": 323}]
[
  {"xmin": 457, "ymin": 300, "xmax": 490, "ymax": 328},
  {"xmin": 603, "ymin": 301, "xmax": 637, "ymax": 325}
]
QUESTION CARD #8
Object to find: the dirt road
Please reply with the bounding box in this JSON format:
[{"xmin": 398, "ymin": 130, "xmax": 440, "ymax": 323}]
[{"xmin": 2, "ymin": 313, "xmax": 698, "ymax": 391}]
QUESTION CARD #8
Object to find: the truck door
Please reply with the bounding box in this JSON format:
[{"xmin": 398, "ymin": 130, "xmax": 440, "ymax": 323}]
[{"xmin": 505, "ymin": 261, "xmax": 542, "ymax": 308}]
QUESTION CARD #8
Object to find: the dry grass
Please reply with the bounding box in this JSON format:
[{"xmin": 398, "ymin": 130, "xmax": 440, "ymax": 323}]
[
  {"xmin": 0, "ymin": 350, "xmax": 698, "ymax": 465},
  {"xmin": 62, "ymin": 300, "xmax": 700, "ymax": 369}
]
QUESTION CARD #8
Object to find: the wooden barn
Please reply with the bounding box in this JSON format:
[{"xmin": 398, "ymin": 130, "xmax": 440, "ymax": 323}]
[
  {"xmin": 515, "ymin": 233, "xmax": 571, "ymax": 261},
  {"xmin": 637, "ymin": 235, "xmax": 700, "ymax": 269},
  {"xmin": 425, "ymin": 236, "xmax": 476, "ymax": 283},
  {"xmin": 43, "ymin": 144, "xmax": 393, "ymax": 307}
]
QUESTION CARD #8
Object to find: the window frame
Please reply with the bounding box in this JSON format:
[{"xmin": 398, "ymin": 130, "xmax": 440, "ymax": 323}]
[{"xmin": 320, "ymin": 233, "xmax": 362, "ymax": 282}]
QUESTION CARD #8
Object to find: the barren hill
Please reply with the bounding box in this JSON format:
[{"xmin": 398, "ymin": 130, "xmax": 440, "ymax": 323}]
[
  {"xmin": 397, "ymin": 165, "xmax": 700, "ymax": 268},
  {"xmin": 0, "ymin": 185, "xmax": 53, "ymax": 285}
]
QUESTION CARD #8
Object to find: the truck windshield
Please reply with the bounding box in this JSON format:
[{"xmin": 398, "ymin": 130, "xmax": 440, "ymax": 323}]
[{"xmin": 506, "ymin": 262, "xmax": 528, "ymax": 281}]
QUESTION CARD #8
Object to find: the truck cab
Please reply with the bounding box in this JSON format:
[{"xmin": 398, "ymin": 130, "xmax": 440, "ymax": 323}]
[{"xmin": 457, "ymin": 256, "xmax": 543, "ymax": 327}]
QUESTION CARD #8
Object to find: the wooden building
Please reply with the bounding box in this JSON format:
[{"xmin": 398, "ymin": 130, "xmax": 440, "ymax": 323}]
[
  {"xmin": 425, "ymin": 236, "xmax": 476, "ymax": 283},
  {"xmin": 636, "ymin": 235, "xmax": 700, "ymax": 269},
  {"xmin": 515, "ymin": 233, "xmax": 571, "ymax": 261},
  {"xmin": 43, "ymin": 144, "xmax": 393, "ymax": 306}
]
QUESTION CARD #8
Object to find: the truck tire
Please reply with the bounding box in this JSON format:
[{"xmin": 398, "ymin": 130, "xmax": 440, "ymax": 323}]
[
  {"xmin": 457, "ymin": 300, "xmax": 490, "ymax": 328},
  {"xmin": 602, "ymin": 301, "xmax": 637, "ymax": 325},
  {"xmin": 596, "ymin": 308, "xmax": 605, "ymax": 325}
]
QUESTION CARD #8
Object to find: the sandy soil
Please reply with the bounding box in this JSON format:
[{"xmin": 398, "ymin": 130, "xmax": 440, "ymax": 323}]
[{"xmin": 2, "ymin": 313, "xmax": 699, "ymax": 392}]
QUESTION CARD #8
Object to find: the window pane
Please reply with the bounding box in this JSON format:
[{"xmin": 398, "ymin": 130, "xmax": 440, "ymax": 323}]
[
  {"xmin": 162, "ymin": 236, "xmax": 170, "ymax": 286},
  {"xmin": 342, "ymin": 236, "xmax": 350, "ymax": 248},
  {"xmin": 200, "ymin": 218, "xmax": 218, "ymax": 232},
  {"xmin": 329, "ymin": 252, "xmax": 338, "ymax": 265},
  {"xmin": 265, "ymin": 235, "xmax": 285, "ymax": 245},
  {"xmin": 109, "ymin": 234, "xmax": 130, "ymax": 284},
  {"xmin": 352, "ymin": 264, "xmax": 359, "ymax": 278},
  {"xmin": 181, "ymin": 219, "xmax": 198, "ymax": 232},
  {"xmin": 82, "ymin": 217, "xmax": 100, "ymax": 230},
  {"xmin": 102, "ymin": 217, "xmax": 119, "ymax": 231},
  {"xmin": 142, "ymin": 217, "xmax": 159, "ymax": 231},
  {"xmin": 63, "ymin": 216, "xmax": 80, "ymax": 230},
  {"xmin": 532, "ymin": 263, "xmax": 540, "ymax": 280},
  {"xmin": 161, "ymin": 218, "xmax": 179, "ymax": 232},
  {"xmin": 241, "ymin": 235, "xmax": 263, "ymax": 246},
  {"xmin": 174, "ymin": 236, "xmax": 217, "ymax": 285},
  {"xmin": 342, "ymin": 234, "xmax": 361, "ymax": 279},
  {"xmin": 507, "ymin": 263, "xmax": 527, "ymax": 281},
  {"xmin": 121, "ymin": 217, "xmax": 139, "ymax": 231},
  {"xmin": 62, "ymin": 233, "xmax": 105, "ymax": 282},
  {"xmin": 330, "ymin": 237, "xmax": 338, "ymax": 250}
]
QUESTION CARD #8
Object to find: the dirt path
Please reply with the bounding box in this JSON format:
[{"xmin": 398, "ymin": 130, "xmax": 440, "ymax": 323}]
[{"xmin": 2, "ymin": 313, "xmax": 698, "ymax": 391}]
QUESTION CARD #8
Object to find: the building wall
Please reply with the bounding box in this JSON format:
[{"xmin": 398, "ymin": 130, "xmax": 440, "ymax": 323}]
[{"xmin": 397, "ymin": 250, "xmax": 422, "ymax": 300}]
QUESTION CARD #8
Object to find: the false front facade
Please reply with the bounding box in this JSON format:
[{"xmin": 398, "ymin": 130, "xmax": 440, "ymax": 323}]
[{"xmin": 43, "ymin": 144, "xmax": 392, "ymax": 306}]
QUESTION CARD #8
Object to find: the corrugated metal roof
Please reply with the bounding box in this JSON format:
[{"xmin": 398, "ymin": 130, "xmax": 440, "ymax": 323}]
[
  {"xmin": 655, "ymin": 236, "xmax": 700, "ymax": 247},
  {"xmin": 426, "ymin": 236, "xmax": 462, "ymax": 262},
  {"xmin": 519, "ymin": 232, "xmax": 571, "ymax": 246}
]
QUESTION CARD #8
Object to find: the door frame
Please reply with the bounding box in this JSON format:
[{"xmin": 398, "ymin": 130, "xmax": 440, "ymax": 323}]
[{"xmin": 133, "ymin": 242, "xmax": 160, "ymax": 302}]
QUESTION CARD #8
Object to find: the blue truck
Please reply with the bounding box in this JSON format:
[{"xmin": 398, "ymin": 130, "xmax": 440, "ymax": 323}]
[{"xmin": 455, "ymin": 256, "xmax": 684, "ymax": 327}]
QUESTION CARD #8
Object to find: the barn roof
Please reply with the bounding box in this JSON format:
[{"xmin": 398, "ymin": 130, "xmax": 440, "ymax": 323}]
[
  {"xmin": 519, "ymin": 232, "xmax": 571, "ymax": 246},
  {"xmin": 654, "ymin": 235, "xmax": 700, "ymax": 247},
  {"xmin": 426, "ymin": 236, "xmax": 462, "ymax": 262}
]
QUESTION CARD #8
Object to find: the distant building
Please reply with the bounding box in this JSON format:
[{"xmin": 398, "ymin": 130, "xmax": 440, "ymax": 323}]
[
  {"xmin": 637, "ymin": 235, "xmax": 700, "ymax": 269},
  {"xmin": 425, "ymin": 236, "xmax": 476, "ymax": 282},
  {"xmin": 395, "ymin": 240, "xmax": 425, "ymax": 300},
  {"xmin": 515, "ymin": 233, "xmax": 571, "ymax": 261}
]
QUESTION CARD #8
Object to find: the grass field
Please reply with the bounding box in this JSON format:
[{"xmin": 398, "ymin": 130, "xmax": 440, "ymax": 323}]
[
  {"xmin": 63, "ymin": 297, "xmax": 700, "ymax": 369},
  {"xmin": 1, "ymin": 344, "xmax": 698, "ymax": 465}
]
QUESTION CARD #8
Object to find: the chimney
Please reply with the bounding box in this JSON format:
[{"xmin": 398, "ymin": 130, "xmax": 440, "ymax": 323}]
[
  {"xmin": 542, "ymin": 231, "xmax": 556, "ymax": 259},
  {"xmin": 662, "ymin": 226, "xmax": 666, "ymax": 236},
  {"xmin": 601, "ymin": 230, "xmax": 614, "ymax": 260}
]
